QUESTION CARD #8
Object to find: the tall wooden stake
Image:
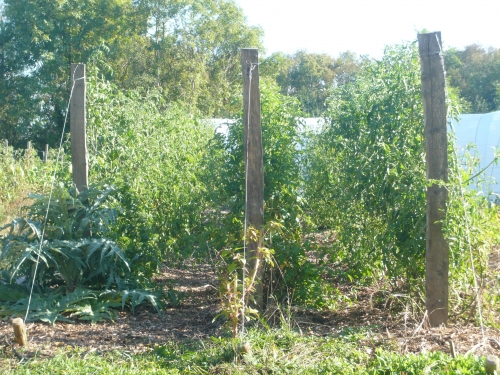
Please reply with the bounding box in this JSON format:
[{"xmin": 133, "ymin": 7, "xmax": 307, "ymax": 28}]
[
  {"xmin": 43, "ymin": 144, "xmax": 49, "ymax": 163},
  {"xmin": 418, "ymin": 32, "xmax": 449, "ymax": 327},
  {"xmin": 241, "ymin": 48, "xmax": 264, "ymax": 311},
  {"xmin": 70, "ymin": 63, "xmax": 88, "ymax": 192}
]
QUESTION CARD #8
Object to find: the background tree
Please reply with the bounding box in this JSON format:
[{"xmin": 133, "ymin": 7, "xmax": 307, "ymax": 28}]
[
  {"xmin": 445, "ymin": 44, "xmax": 500, "ymax": 113},
  {"xmin": 333, "ymin": 51, "xmax": 364, "ymax": 87},
  {"xmin": 0, "ymin": 0, "xmax": 262, "ymax": 148},
  {"xmin": 0, "ymin": 0, "xmax": 141, "ymax": 149},
  {"xmin": 261, "ymin": 51, "xmax": 363, "ymax": 116},
  {"xmin": 259, "ymin": 52, "xmax": 294, "ymax": 91},
  {"xmin": 286, "ymin": 51, "xmax": 337, "ymax": 116},
  {"xmin": 106, "ymin": 0, "xmax": 263, "ymax": 117}
]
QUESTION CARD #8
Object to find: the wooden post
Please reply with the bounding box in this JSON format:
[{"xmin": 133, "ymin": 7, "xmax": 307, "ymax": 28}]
[
  {"xmin": 43, "ymin": 144, "xmax": 48, "ymax": 163},
  {"xmin": 70, "ymin": 63, "xmax": 88, "ymax": 192},
  {"xmin": 486, "ymin": 355, "xmax": 500, "ymax": 374},
  {"xmin": 4, "ymin": 139, "xmax": 7, "ymax": 148},
  {"xmin": 241, "ymin": 48, "xmax": 264, "ymax": 311},
  {"xmin": 12, "ymin": 318, "xmax": 27, "ymax": 347},
  {"xmin": 26, "ymin": 141, "xmax": 31, "ymax": 161},
  {"xmin": 418, "ymin": 32, "xmax": 449, "ymax": 327}
]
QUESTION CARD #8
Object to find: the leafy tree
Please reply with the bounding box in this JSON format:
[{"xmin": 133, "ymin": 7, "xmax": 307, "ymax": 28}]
[
  {"xmin": 0, "ymin": 0, "xmax": 262, "ymax": 148},
  {"xmin": 445, "ymin": 44, "xmax": 500, "ymax": 113},
  {"xmin": 0, "ymin": 0, "xmax": 142, "ymax": 149},
  {"xmin": 261, "ymin": 51, "xmax": 363, "ymax": 116},
  {"xmin": 333, "ymin": 51, "xmax": 365, "ymax": 87},
  {"xmin": 286, "ymin": 51, "xmax": 337, "ymax": 116},
  {"xmin": 111, "ymin": 0, "xmax": 263, "ymax": 117},
  {"xmin": 259, "ymin": 52, "xmax": 294, "ymax": 91}
]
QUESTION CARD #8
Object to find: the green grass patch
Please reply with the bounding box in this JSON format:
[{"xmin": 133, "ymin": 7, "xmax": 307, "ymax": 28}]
[
  {"xmin": 2, "ymin": 348, "xmax": 172, "ymax": 374},
  {"xmin": 2, "ymin": 327, "xmax": 485, "ymax": 374}
]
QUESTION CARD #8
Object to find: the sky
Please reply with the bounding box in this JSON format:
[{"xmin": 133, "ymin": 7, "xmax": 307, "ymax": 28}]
[{"xmin": 234, "ymin": 0, "xmax": 500, "ymax": 59}]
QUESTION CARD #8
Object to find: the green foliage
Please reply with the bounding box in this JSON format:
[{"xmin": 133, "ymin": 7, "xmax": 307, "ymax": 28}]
[
  {"xmin": 0, "ymin": 283, "xmax": 165, "ymax": 324},
  {"xmin": 151, "ymin": 327, "xmax": 483, "ymax": 374},
  {"xmin": 210, "ymin": 80, "xmax": 305, "ymax": 234},
  {"xmin": 1, "ymin": 185, "xmax": 127, "ymax": 291},
  {"xmin": 302, "ymin": 41, "xmax": 500, "ymax": 321},
  {"xmin": 261, "ymin": 51, "xmax": 363, "ymax": 116},
  {"xmin": 86, "ymin": 75, "xmax": 214, "ymax": 274},
  {"xmin": 125, "ymin": 0, "xmax": 263, "ymax": 117},
  {"xmin": 0, "ymin": 144, "xmax": 69, "ymax": 225},
  {"xmin": 205, "ymin": 81, "xmax": 328, "ymax": 306},
  {"xmin": 305, "ymin": 43, "xmax": 427, "ymax": 284},
  {"xmin": 0, "ymin": 185, "xmax": 166, "ymax": 323},
  {"xmin": 2, "ymin": 347, "xmax": 176, "ymax": 374},
  {"xmin": 0, "ymin": 286, "xmax": 115, "ymax": 324},
  {"xmin": 445, "ymin": 44, "xmax": 500, "ymax": 113},
  {"xmin": 0, "ymin": 0, "xmax": 263, "ymax": 147},
  {"xmin": 368, "ymin": 349, "xmax": 483, "ymax": 375},
  {"xmin": 0, "ymin": 325, "xmax": 487, "ymax": 374},
  {"xmin": 0, "ymin": 0, "xmax": 140, "ymax": 149},
  {"xmin": 2, "ymin": 14, "xmax": 499, "ymax": 330}
]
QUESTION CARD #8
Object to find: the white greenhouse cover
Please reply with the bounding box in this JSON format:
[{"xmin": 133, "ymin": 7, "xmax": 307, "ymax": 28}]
[
  {"xmin": 452, "ymin": 111, "xmax": 500, "ymax": 197},
  {"xmin": 207, "ymin": 118, "xmax": 323, "ymax": 135},
  {"xmin": 208, "ymin": 112, "xmax": 500, "ymax": 196}
]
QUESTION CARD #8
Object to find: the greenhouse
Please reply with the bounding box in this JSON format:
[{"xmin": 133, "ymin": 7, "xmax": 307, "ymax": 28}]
[{"xmin": 452, "ymin": 111, "xmax": 500, "ymax": 198}]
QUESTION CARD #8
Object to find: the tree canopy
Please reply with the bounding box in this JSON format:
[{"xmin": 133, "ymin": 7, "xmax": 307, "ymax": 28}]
[
  {"xmin": 0, "ymin": 0, "xmax": 263, "ymax": 148},
  {"xmin": 445, "ymin": 44, "xmax": 500, "ymax": 113},
  {"xmin": 260, "ymin": 50, "xmax": 364, "ymax": 116}
]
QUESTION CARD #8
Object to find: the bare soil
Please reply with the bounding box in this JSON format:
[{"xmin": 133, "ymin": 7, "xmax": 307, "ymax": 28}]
[{"xmin": 1, "ymin": 260, "xmax": 500, "ymax": 360}]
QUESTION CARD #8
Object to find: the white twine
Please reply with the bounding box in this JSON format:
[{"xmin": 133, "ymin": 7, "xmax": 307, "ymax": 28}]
[{"xmin": 24, "ymin": 68, "xmax": 85, "ymax": 323}]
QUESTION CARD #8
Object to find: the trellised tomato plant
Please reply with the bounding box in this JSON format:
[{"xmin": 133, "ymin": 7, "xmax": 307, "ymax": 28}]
[{"xmin": 305, "ymin": 44, "xmax": 427, "ymax": 285}]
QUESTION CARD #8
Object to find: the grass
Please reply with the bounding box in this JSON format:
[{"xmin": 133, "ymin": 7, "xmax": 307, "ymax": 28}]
[
  {"xmin": 0, "ymin": 145, "xmax": 71, "ymax": 229},
  {"xmin": 1, "ymin": 348, "xmax": 171, "ymax": 374},
  {"xmin": 1, "ymin": 327, "xmax": 486, "ymax": 374}
]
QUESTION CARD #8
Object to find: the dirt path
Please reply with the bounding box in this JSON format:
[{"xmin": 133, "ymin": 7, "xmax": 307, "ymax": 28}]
[{"xmin": 1, "ymin": 261, "xmax": 499, "ymax": 359}]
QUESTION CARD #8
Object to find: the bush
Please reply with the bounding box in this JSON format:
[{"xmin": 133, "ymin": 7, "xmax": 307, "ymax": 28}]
[
  {"xmin": 305, "ymin": 44, "xmax": 427, "ymax": 285},
  {"xmin": 0, "ymin": 185, "xmax": 165, "ymax": 323},
  {"xmin": 86, "ymin": 75, "xmax": 215, "ymax": 276},
  {"xmin": 205, "ymin": 80, "xmax": 330, "ymax": 307}
]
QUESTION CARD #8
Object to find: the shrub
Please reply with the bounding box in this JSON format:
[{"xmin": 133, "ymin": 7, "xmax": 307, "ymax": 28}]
[
  {"xmin": 205, "ymin": 80, "xmax": 330, "ymax": 307},
  {"xmin": 305, "ymin": 43, "xmax": 427, "ymax": 285},
  {"xmin": 86, "ymin": 75, "xmax": 215, "ymax": 276},
  {"xmin": 0, "ymin": 185, "xmax": 164, "ymax": 323}
]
